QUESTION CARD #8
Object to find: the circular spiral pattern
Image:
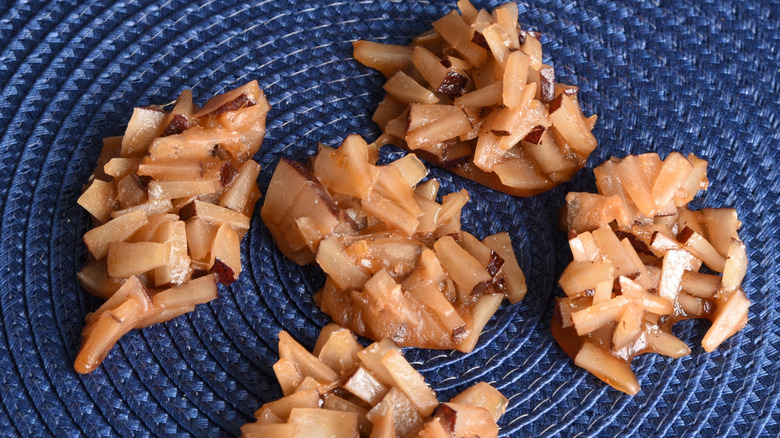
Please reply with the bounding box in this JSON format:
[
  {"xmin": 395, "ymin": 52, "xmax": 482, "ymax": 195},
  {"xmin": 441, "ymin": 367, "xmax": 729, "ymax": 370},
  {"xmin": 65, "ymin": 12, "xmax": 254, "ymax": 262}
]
[{"xmin": 0, "ymin": 0, "xmax": 778, "ymax": 436}]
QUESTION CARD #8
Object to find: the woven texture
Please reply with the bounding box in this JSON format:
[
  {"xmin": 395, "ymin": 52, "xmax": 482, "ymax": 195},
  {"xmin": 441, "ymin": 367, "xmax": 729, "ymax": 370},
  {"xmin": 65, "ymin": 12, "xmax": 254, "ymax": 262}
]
[{"xmin": 0, "ymin": 0, "xmax": 778, "ymax": 436}]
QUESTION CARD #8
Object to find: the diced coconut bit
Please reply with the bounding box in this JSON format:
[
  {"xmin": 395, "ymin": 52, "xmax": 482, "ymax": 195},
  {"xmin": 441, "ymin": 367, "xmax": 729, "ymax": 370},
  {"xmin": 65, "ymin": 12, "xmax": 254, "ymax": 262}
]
[
  {"xmin": 262, "ymin": 134, "xmax": 527, "ymax": 352},
  {"xmin": 74, "ymin": 81, "xmax": 270, "ymax": 374},
  {"xmin": 353, "ymin": 1, "xmax": 598, "ymax": 196},
  {"xmin": 553, "ymin": 152, "xmax": 750, "ymax": 395},
  {"xmin": 240, "ymin": 325, "xmax": 507, "ymax": 438}
]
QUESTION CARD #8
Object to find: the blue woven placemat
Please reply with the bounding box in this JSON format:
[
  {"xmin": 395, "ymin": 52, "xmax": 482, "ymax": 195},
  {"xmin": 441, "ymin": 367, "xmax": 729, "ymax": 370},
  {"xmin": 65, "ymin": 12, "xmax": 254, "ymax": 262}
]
[{"xmin": 0, "ymin": 0, "xmax": 777, "ymax": 436}]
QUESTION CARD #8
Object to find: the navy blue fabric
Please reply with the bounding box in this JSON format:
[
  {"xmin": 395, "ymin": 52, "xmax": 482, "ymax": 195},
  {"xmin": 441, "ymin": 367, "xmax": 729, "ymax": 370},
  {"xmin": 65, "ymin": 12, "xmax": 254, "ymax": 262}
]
[{"xmin": 0, "ymin": 0, "xmax": 777, "ymax": 436}]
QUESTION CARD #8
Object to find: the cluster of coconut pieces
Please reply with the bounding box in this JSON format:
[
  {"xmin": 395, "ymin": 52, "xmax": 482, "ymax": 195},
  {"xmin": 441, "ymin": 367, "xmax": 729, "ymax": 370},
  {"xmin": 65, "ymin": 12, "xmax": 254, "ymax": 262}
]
[
  {"xmin": 353, "ymin": 0, "xmax": 598, "ymax": 196},
  {"xmin": 553, "ymin": 152, "xmax": 749, "ymax": 395},
  {"xmin": 241, "ymin": 324, "xmax": 507, "ymax": 438},
  {"xmin": 261, "ymin": 134, "xmax": 527, "ymax": 352},
  {"xmin": 75, "ymin": 81, "xmax": 270, "ymax": 373}
]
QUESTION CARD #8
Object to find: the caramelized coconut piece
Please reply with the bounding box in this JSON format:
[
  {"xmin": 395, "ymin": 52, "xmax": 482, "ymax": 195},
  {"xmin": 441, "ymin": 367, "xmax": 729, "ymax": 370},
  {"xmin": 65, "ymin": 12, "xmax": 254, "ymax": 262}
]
[
  {"xmin": 698, "ymin": 208, "xmax": 741, "ymax": 257},
  {"xmin": 361, "ymin": 193, "xmax": 420, "ymax": 236},
  {"xmin": 149, "ymin": 274, "xmax": 218, "ymax": 311},
  {"xmin": 571, "ymin": 296, "xmax": 631, "ymax": 336},
  {"xmin": 548, "ymin": 94, "xmax": 597, "ymax": 156},
  {"xmin": 137, "ymin": 274, "xmax": 219, "ymax": 328},
  {"xmin": 490, "ymin": 152, "xmax": 554, "ymax": 193},
  {"xmin": 272, "ymin": 359, "xmax": 304, "ymax": 398},
  {"xmin": 721, "ymin": 238, "xmax": 747, "ymax": 292},
  {"xmin": 657, "ymin": 249, "xmax": 693, "ymax": 304},
  {"xmin": 255, "ymin": 390, "xmax": 321, "ymax": 423},
  {"xmin": 76, "ymin": 298, "xmax": 148, "ymax": 374},
  {"xmin": 434, "ymin": 235, "xmax": 493, "ymax": 299},
  {"xmin": 646, "ymin": 330, "xmax": 690, "ymax": 358},
  {"xmin": 554, "ymin": 152, "xmax": 750, "ymax": 395},
  {"xmin": 411, "ymin": 46, "xmax": 469, "ymax": 99},
  {"xmin": 592, "ymin": 225, "xmax": 640, "ymax": 279},
  {"xmin": 353, "ymin": 41, "xmax": 413, "ymax": 78},
  {"xmin": 241, "ymin": 423, "xmax": 296, "ymax": 437},
  {"xmin": 417, "ymin": 417, "xmax": 450, "ymax": 438},
  {"xmin": 361, "ymin": 270, "xmax": 423, "ymax": 342},
  {"xmin": 84, "ymin": 209, "xmax": 149, "ymax": 260},
  {"xmin": 279, "ymin": 330, "xmax": 340, "ymax": 385},
  {"xmin": 160, "ymin": 89, "xmax": 195, "ymax": 136},
  {"xmin": 558, "ymin": 260, "xmax": 614, "ymax": 299},
  {"xmin": 209, "ymin": 223, "xmax": 242, "ymax": 285},
  {"xmin": 651, "ymin": 152, "xmax": 693, "ymax": 208},
  {"xmin": 369, "ymin": 408, "xmax": 396, "ymax": 438},
  {"xmin": 611, "ymin": 305, "xmax": 644, "ymax": 351},
  {"xmin": 147, "ymin": 179, "xmax": 221, "ymax": 200},
  {"xmin": 368, "ymin": 387, "xmax": 423, "ymax": 436},
  {"xmin": 593, "ymin": 160, "xmax": 643, "ymax": 227},
  {"xmin": 406, "ymin": 108, "xmax": 473, "ymax": 151},
  {"xmin": 502, "ymin": 51, "xmax": 531, "ymax": 108},
  {"xmin": 219, "ymin": 160, "xmax": 262, "ymax": 215},
  {"xmin": 146, "ymin": 127, "xmax": 243, "ymax": 163},
  {"xmin": 701, "ymin": 287, "xmax": 750, "ymax": 352},
  {"xmin": 373, "ymin": 96, "xmax": 408, "ymax": 132},
  {"xmin": 91, "ymin": 136, "xmax": 123, "ymax": 182},
  {"xmin": 104, "ymin": 157, "xmax": 143, "ymax": 180},
  {"xmin": 129, "ymin": 213, "xmax": 179, "ymax": 243},
  {"xmin": 289, "ymin": 409, "xmax": 359, "ymax": 438},
  {"xmin": 322, "ymin": 394, "xmax": 372, "ymax": 436},
  {"xmin": 75, "ymin": 81, "xmax": 268, "ymax": 373},
  {"xmin": 677, "ymin": 226, "xmax": 727, "ymax": 272},
  {"xmin": 390, "ymin": 153, "xmax": 428, "ymax": 187},
  {"xmin": 314, "ymin": 136, "xmax": 379, "ymax": 199},
  {"xmin": 121, "ymin": 107, "xmax": 167, "ymax": 156},
  {"xmin": 574, "ymin": 342, "xmax": 640, "ymax": 395},
  {"xmin": 456, "ymin": 293, "xmax": 503, "ymax": 353},
  {"xmin": 317, "ymin": 237, "xmax": 370, "ymax": 290},
  {"xmin": 153, "ymin": 220, "xmax": 190, "ymax": 286},
  {"xmin": 111, "ymin": 199, "xmax": 172, "ymax": 219},
  {"xmin": 194, "ymin": 80, "xmax": 263, "ymax": 118},
  {"xmin": 106, "ymin": 241, "xmax": 170, "ymax": 278},
  {"xmin": 77, "ymin": 261, "xmax": 125, "ymax": 300},
  {"xmin": 179, "ymin": 199, "xmax": 250, "ymax": 235},
  {"xmin": 316, "ymin": 325, "xmax": 362, "ymax": 376},
  {"xmin": 482, "ymin": 232, "xmax": 527, "ymax": 303},
  {"xmin": 381, "ymin": 349, "xmax": 439, "ymax": 417},
  {"xmin": 264, "ymin": 135, "xmax": 526, "ymax": 352},
  {"xmin": 523, "ymin": 129, "xmax": 580, "ymax": 182},
  {"xmin": 454, "ymin": 80, "xmax": 503, "ymax": 107},
  {"xmin": 354, "ymin": 2, "xmax": 598, "ymax": 196},
  {"xmin": 78, "ymin": 180, "xmax": 117, "ymax": 224},
  {"xmin": 432, "ymin": 11, "xmax": 488, "ymax": 67},
  {"xmin": 448, "ymin": 381, "xmax": 508, "ymax": 423},
  {"xmin": 343, "ymin": 365, "xmax": 390, "ymax": 406},
  {"xmin": 435, "ymin": 403, "xmax": 498, "ymax": 438},
  {"xmin": 384, "ymin": 71, "xmax": 439, "ymax": 105},
  {"xmin": 407, "ymin": 282, "xmax": 467, "ymax": 340},
  {"xmin": 137, "ymin": 159, "xmax": 204, "ymax": 181},
  {"xmin": 567, "ymin": 231, "xmax": 603, "ymax": 262},
  {"xmin": 564, "ymin": 192, "xmax": 624, "ymax": 234},
  {"xmin": 75, "ymin": 276, "xmax": 152, "ymax": 374}
]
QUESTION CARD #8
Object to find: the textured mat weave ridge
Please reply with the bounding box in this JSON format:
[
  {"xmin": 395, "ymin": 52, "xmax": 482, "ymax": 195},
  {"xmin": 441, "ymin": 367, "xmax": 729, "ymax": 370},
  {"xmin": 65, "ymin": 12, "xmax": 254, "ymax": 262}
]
[{"xmin": 0, "ymin": 0, "xmax": 777, "ymax": 436}]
